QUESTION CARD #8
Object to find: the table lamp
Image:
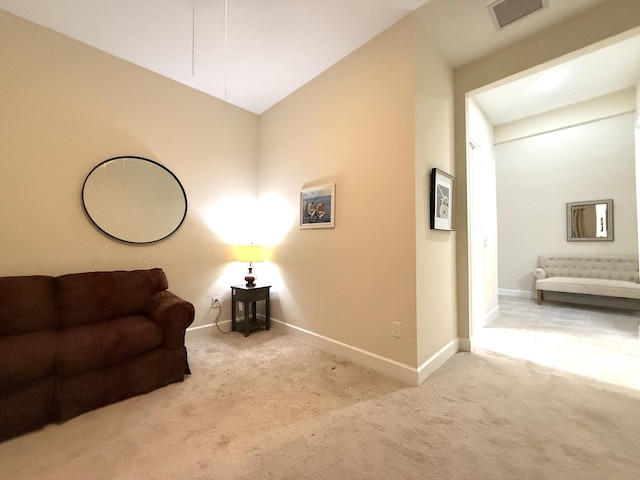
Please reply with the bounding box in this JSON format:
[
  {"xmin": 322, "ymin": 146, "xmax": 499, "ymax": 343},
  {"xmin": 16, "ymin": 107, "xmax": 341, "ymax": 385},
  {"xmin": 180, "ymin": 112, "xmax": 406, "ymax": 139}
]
[{"xmin": 236, "ymin": 244, "xmax": 264, "ymax": 287}]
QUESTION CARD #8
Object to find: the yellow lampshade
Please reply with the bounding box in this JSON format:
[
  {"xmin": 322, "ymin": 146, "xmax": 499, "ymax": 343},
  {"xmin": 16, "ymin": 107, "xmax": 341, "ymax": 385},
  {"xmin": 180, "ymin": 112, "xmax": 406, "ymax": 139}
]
[{"xmin": 235, "ymin": 245, "xmax": 264, "ymax": 264}]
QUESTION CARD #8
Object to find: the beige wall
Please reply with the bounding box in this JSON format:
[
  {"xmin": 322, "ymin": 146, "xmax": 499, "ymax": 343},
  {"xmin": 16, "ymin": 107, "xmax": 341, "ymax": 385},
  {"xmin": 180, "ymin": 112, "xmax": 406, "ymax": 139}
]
[
  {"xmin": 454, "ymin": 0, "xmax": 640, "ymax": 341},
  {"xmin": 259, "ymin": 12, "xmax": 456, "ymax": 370},
  {"xmin": 11, "ymin": 0, "xmax": 632, "ymax": 379},
  {"xmin": 2, "ymin": 7, "xmax": 458, "ymax": 377},
  {"xmin": 412, "ymin": 11, "xmax": 457, "ymax": 368},
  {"xmin": 0, "ymin": 11, "xmax": 259, "ymax": 329}
]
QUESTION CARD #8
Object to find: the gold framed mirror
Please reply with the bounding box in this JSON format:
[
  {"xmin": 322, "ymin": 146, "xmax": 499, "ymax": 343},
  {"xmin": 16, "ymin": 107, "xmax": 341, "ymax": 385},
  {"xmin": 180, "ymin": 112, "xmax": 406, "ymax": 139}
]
[{"xmin": 566, "ymin": 199, "xmax": 613, "ymax": 242}]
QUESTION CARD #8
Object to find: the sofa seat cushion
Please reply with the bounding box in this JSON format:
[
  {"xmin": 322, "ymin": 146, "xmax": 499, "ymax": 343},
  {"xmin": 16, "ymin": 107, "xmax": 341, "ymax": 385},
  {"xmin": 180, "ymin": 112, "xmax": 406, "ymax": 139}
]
[
  {"xmin": 56, "ymin": 315, "xmax": 162, "ymax": 376},
  {"xmin": 0, "ymin": 331, "xmax": 57, "ymax": 389},
  {"xmin": 536, "ymin": 277, "xmax": 640, "ymax": 299}
]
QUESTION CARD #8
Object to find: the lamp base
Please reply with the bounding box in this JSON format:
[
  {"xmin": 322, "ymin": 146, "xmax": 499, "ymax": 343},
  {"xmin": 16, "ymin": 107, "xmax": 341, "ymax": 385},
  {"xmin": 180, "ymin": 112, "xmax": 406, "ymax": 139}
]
[{"xmin": 245, "ymin": 266, "xmax": 256, "ymax": 288}]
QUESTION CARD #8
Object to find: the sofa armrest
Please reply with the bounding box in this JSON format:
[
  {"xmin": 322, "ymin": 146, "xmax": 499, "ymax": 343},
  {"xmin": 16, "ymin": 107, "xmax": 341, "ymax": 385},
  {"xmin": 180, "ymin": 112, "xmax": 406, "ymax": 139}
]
[
  {"xmin": 146, "ymin": 291, "xmax": 195, "ymax": 349},
  {"xmin": 533, "ymin": 268, "xmax": 547, "ymax": 280}
]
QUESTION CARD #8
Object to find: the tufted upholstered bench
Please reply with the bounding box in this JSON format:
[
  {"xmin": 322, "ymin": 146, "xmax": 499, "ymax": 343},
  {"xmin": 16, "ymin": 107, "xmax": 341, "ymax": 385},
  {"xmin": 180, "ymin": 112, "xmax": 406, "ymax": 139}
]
[{"xmin": 533, "ymin": 255, "xmax": 640, "ymax": 305}]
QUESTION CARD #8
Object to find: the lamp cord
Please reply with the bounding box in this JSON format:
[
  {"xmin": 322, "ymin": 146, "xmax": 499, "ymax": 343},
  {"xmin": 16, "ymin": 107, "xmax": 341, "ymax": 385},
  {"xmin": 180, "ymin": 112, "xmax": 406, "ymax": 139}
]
[{"xmin": 214, "ymin": 303, "xmax": 231, "ymax": 334}]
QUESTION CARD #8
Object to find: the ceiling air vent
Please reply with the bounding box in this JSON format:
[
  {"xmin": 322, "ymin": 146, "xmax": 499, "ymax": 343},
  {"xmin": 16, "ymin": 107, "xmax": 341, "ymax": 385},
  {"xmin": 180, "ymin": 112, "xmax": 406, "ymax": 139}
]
[{"xmin": 488, "ymin": 0, "xmax": 546, "ymax": 29}]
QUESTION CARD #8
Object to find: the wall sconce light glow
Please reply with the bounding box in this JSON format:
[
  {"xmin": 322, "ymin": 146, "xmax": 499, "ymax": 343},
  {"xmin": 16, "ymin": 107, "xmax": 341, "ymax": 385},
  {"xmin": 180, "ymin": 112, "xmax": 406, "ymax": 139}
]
[
  {"xmin": 256, "ymin": 195, "xmax": 296, "ymax": 245},
  {"xmin": 204, "ymin": 195, "xmax": 259, "ymax": 245},
  {"xmin": 534, "ymin": 70, "xmax": 566, "ymax": 92},
  {"xmin": 204, "ymin": 194, "xmax": 294, "ymax": 247}
]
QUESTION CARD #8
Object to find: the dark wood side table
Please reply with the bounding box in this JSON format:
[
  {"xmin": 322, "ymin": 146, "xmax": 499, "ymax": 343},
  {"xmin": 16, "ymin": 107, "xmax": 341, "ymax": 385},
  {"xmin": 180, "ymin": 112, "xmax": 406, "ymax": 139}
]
[{"xmin": 231, "ymin": 285, "xmax": 271, "ymax": 337}]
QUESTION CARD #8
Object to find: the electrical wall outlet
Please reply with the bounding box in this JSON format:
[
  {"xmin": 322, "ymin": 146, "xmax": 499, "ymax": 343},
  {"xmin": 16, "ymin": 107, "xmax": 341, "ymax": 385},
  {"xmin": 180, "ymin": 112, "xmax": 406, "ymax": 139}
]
[
  {"xmin": 212, "ymin": 296, "xmax": 221, "ymax": 308},
  {"xmin": 392, "ymin": 321, "xmax": 402, "ymax": 338}
]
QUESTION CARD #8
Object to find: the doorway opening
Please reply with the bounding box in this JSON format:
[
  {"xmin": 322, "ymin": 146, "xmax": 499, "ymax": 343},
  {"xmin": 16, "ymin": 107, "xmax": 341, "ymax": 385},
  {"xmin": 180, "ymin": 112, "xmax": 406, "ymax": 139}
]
[{"xmin": 465, "ymin": 31, "xmax": 640, "ymax": 393}]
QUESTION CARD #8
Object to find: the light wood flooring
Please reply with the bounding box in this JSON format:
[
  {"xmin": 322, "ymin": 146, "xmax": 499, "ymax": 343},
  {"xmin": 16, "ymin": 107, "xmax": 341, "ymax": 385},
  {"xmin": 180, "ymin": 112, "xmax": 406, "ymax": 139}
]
[{"xmin": 474, "ymin": 296, "xmax": 640, "ymax": 392}]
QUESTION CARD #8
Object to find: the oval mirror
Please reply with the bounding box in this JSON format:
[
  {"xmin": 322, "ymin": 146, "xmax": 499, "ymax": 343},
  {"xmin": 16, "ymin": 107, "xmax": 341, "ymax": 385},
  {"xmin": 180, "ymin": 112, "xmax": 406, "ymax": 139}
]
[{"xmin": 82, "ymin": 156, "xmax": 187, "ymax": 244}]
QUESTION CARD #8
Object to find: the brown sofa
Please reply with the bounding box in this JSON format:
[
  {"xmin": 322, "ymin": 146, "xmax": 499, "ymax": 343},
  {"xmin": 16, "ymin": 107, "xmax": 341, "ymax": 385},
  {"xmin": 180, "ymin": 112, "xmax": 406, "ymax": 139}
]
[{"xmin": 0, "ymin": 268, "xmax": 194, "ymax": 442}]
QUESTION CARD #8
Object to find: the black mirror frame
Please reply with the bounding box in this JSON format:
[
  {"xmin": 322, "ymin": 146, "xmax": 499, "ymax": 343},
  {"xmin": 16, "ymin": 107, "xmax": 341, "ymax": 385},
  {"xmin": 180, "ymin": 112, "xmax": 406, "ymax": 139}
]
[{"xmin": 82, "ymin": 155, "xmax": 188, "ymax": 245}]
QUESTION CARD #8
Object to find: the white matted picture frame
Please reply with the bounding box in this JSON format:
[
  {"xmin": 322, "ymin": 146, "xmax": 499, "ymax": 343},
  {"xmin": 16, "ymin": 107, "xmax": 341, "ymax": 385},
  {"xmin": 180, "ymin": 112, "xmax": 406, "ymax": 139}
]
[
  {"xmin": 300, "ymin": 183, "xmax": 335, "ymax": 229},
  {"xmin": 430, "ymin": 168, "xmax": 454, "ymax": 231}
]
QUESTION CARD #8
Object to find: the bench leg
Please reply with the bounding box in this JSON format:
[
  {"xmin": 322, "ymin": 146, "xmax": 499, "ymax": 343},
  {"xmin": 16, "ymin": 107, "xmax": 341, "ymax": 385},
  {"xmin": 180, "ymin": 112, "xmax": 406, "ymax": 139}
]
[{"xmin": 537, "ymin": 290, "xmax": 543, "ymax": 305}]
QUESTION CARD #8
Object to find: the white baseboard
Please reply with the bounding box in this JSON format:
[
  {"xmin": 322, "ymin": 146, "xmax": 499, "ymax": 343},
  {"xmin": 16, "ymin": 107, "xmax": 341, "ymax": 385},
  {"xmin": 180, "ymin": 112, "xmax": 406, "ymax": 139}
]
[
  {"xmin": 458, "ymin": 337, "xmax": 472, "ymax": 352},
  {"xmin": 417, "ymin": 339, "xmax": 460, "ymax": 385},
  {"xmin": 271, "ymin": 318, "xmax": 459, "ymax": 386},
  {"xmin": 186, "ymin": 313, "xmax": 269, "ymax": 338},
  {"xmin": 271, "ymin": 318, "xmax": 418, "ymax": 384},
  {"xmin": 188, "ymin": 317, "xmax": 460, "ymax": 386},
  {"xmin": 486, "ymin": 305, "xmax": 500, "ymax": 323},
  {"xmin": 186, "ymin": 320, "xmax": 231, "ymax": 339},
  {"xmin": 472, "ymin": 304, "xmax": 500, "ymax": 330},
  {"xmin": 498, "ymin": 288, "xmax": 534, "ymax": 299}
]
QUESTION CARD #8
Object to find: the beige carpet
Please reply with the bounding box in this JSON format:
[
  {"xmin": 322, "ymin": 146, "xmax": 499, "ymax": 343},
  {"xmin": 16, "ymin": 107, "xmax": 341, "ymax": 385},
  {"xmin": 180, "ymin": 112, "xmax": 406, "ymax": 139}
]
[{"xmin": 1, "ymin": 328, "xmax": 639, "ymax": 479}]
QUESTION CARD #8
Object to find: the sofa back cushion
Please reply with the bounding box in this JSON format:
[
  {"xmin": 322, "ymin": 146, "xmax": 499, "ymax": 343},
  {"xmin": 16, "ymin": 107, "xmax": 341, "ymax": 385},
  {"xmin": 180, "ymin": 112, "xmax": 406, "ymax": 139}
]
[
  {"xmin": 56, "ymin": 268, "xmax": 169, "ymax": 328},
  {"xmin": 538, "ymin": 255, "xmax": 639, "ymax": 282},
  {"xmin": 0, "ymin": 276, "xmax": 58, "ymax": 335}
]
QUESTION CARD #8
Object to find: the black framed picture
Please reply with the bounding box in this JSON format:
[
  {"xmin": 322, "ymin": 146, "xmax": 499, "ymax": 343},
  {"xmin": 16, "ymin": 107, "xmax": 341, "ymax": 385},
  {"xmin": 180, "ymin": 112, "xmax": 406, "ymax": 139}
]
[{"xmin": 430, "ymin": 168, "xmax": 454, "ymax": 231}]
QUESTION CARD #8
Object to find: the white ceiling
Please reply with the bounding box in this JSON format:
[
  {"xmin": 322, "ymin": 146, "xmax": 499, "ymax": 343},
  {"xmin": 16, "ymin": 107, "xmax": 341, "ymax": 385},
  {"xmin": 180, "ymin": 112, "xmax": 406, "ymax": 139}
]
[
  {"xmin": 474, "ymin": 31, "xmax": 640, "ymax": 125},
  {"xmin": 0, "ymin": 0, "xmax": 636, "ymax": 121},
  {"xmin": 0, "ymin": 0, "xmax": 430, "ymax": 114}
]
